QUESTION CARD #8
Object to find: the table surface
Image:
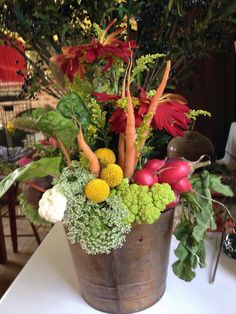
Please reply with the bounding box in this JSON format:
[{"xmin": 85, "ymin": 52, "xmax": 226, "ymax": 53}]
[{"xmin": 0, "ymin": 222, "xmax": 235, "ymax": 314}]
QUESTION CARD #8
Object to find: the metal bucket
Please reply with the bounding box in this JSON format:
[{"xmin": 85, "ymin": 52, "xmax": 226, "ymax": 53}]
[{"xmin": 68, "ymin": 208, "xmax": 175, "ymax": 314}]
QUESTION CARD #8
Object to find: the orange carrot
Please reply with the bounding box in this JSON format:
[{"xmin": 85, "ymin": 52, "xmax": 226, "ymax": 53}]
[
  {"xmin": 136, "ymin": 60, "xmax": 171, "ymax": 163},
  {"xmin": 147, "ymin": 60, "xmax": 171, "ymax": 116},
  {"xmin": 77, "ymin": 128, "xmax": 100, "ymax": 176},
  {"xmin": 124, "ymin": 59, "xmax": 137, "ymax": 178},
  {"xmin": 116, "ymin": 62, "xmax": 130, "ymax": 170},
  {"xmin": 118, "ymin": 132, "xmax": 125, "ymax": 169}
]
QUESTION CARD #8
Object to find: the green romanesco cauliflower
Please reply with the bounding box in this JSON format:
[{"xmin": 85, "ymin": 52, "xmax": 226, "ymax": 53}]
[
  {"xmin": 150, "ymin": 183, "xmax": 175, "ymax": 211},
  {"xmin": 111, "ymin": 179, "xmax": 175, "ymax": 224}
]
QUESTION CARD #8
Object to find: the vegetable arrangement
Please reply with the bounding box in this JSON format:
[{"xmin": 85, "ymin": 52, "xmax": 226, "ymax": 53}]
[{"xmin": 0, "ymin": 21, "xmax": 233, "ymax": 281}]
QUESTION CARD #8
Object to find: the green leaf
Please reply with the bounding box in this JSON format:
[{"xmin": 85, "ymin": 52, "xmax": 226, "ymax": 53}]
[
  {"xmin": 37, "ymin": 111, "xmax": 78, "ymax": 148},
  {"xmin": 197, "ymin": 240, "xmax": 206, "ymax": 268},
  {"xmin": 190, "ymin": 252, "xmax": 198, "ymax": 269},
  {"xmin": 57, "ymin": 93, "xmax": 90, "ymax": 131},
  {"xmin": 173, "ymin": 170, "xmax": 219, "ymax": 281},
  {"xmin": 174, "ymin": 242, "xmax": 188, "ymax": 261},
  {"xmin": 32, "ymin": 107, "xmax": 53, "ymax": 120},
  {"xmin": 132, "ymin": 53, "xmax": 165, "ymax": 82},
  {"xmin": 172, "ymin": 260, "xmax": 196, "ymax": 282},
  {"xmin": 0, "ymin": 157, "xmax": 61, "ymax": 199},
  {"xmin": 192, "ymin": 224, "xmax": 206, "ymax": 242},
  {"xmin": 221, "ymin": 18, "xmax": 236, "ymax": 25},
  {"xmin": 168, "ymin": 0, "xmax": 175, "ymax": 11},
  {"xmin": 174, "ymin": 220, "xmax": 191, "ymax": 241},
  {"xmin": 176, "ymin": 0, "xmax": 185, "ymax": 17},
  {"xmin": 219, "ymin": 2, "xmax": 236, "ymax": 19},
  {"xmin": 209, "ymin": 174, "xmax": 234, "ymax": 197}
]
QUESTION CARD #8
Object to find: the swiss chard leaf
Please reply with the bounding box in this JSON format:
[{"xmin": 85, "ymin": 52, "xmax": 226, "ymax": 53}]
[
  {"xmin": 37, "ymin": 111, "xmax": 78, "ymax": 149},
  {"xmin": 0, "ymin": 157, "xmax": 61, "ymax": 199},
  {"xmin": 57, "ymin": 93, "xmax": 90, "ymax": 131}
]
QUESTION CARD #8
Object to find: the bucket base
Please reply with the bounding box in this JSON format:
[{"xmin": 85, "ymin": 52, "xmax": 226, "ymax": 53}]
[
  {"xmin": 68, "ymin": 208, "xmax": 174, "ymax": 314},
  {"xmin": 82, "ymin": 286, "xmax": 167, "ymax": 314}
]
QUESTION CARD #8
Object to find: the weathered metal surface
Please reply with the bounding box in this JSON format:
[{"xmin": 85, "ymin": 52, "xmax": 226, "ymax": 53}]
[{"xmin": 68, "ymin": 208, "xmax": 175, "ymax": 314}]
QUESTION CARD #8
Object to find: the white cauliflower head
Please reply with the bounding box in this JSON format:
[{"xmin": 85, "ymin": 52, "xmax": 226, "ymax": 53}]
[{"xmin": 38, "ymin": 185, "xmax": 67, "ymax": 223}]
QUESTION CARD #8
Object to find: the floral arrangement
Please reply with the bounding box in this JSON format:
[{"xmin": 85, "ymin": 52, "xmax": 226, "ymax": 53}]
[{"xmin": 0, "ymin": 21, "xmax": 233, "ymax": 282}]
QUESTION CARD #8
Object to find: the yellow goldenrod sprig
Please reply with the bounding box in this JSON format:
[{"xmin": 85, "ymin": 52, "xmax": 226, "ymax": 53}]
[{"xmin": 188, "ymin": 109, "xmax": 211, "ymax": 121}]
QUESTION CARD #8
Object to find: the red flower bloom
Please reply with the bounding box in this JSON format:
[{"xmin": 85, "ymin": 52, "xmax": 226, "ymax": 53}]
[
  {"xmin": 93, "ymin": 92, "xmax": 120, "ymax": 102},
  {"xmin": 50, "ymin": 46, "xmax": 87, "ymax": 82},
  {"xmin": 94, "ymin": 88, "xmax": 190, "ymax": 137},
  {"xmin": 50, "ymin": 20, "xmax": 137, "ymax": 82},
  {"xmin": 138, "ymin": 91, "xmax": 190, "ymax": 137},
  {"xmin": 151, "ymin": 100, "xmax": 191, "ymax": 137},
  {"xmin": 137, "ymin": 87, "xmax": 150, "ymax": 115},
  {"xmin": 109, "ymin": 108, "xmax": 142, "ymax": 133},
  {"xmin": 109, "ymin": 108, "xmax": 127, "ymax": 133}
]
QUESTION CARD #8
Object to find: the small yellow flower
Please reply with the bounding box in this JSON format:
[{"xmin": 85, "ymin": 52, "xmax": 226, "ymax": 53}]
[
  {"xmin": 100, "ymin": 164, "xmax": 123, "ymax": 188},
  {"xmin": 6, "ymin": 121, "xmax": 14, "ymax": 133},
  {"xmin": 95, "ymin": 148, "xmax": 116, "ymax": 165},
  {"xmin": 85, "ymin": 179, "xmax": 110, "ymax": 203},
  {"xmin": 129, "ymin": 17, "xmax": 138, "ymax": 31},
  {"xmin": 53, "ymin": 34, "xmax": 58, "ymax": 42},
  {"xmin": 88, "ymin": 125, "xmax": 97, "ymax": 135},
  {"xmin": 116, "ymin": 97, "xmax": 139, "ymax": 110},
  {"xmin": 119, "ymin": 15, "xmax": 137, "ymax": 31},
  {"xmin": 80, "ymin": 16, "xmax": 92, "ymax": 31},
  {"xmin": 115, "ymin": 0, "xmax": 127, "ymax": 3}
]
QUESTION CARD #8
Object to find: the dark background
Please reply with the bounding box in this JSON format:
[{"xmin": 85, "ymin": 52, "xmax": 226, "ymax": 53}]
[{"xmin": 178, "ymin": 35, "xmax": 236, "ymax": 159}]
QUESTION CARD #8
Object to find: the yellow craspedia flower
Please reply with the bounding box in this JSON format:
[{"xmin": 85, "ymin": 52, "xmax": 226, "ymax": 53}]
[
  {"xmin": 6, "ymin": 121, "xmax": 14, "ymax": 133},
  {"xmin": 85, "ymin": 179, "xmax": 110, "ymax": 203},
  {"xmin": 53, "ymin": 34, "xmax": 58, "ymax": 42},
  {"xmin": 95, "ymin": 148, "xmax": 116, "ymax": 165},
  {"xmin": 100, "ymin": 164, "xmax": 123, "ymax": 188}
]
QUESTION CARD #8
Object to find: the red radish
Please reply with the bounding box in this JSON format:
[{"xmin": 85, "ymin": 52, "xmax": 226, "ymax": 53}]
[
  {"xmin": 143, "ymin": 159, "xmax": 165, "ymax": 172},
  {"xmin": 158, "ymin": 160, "xmax": 191, "ymax": 184},
  {"xmin": 171, "ymin": 177, "xmax": 192, "ymax": 193},
  {"xmin": 152, "ymin": 175, "xmax": 159, "ymax": 184},
  {"xmin": 165, "ymin": 192, "xmax": 180, "ymax": 209},
  {"xmin": 133, "ymin": 168, "xmax": 157, "ymax": 187}
]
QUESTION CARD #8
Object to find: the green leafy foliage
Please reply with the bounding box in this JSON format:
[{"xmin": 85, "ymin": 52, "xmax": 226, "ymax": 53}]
[
  {"xmin": 57, "ymin": 93, "xmax": 90, "ymax": 131},
  {"xmin": 172, "ymin": 170, "xmax": 233, "ymax": 281},
  {"xmin": 209, "ymin": 174, "xmax": 234, "ymax": 197},
  {"xmin": 1, "ymin": 1, "xmax": 235, "ymax": 97},
  {"xmin": 0, "ymin": 157, "xmax": 61, "ymax": 199},
  {"xmin": 37, "ymin": 111, "xmax": 78, "ymax": 149},
  {"xmin": 132, "ymin": 53, "xmax": 165, "ymax": 85}
]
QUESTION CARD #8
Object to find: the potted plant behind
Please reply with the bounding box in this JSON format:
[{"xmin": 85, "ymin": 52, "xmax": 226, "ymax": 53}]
[{"xmin": 0, "ymin": 22, "xmax": 234, "ymax": 314}]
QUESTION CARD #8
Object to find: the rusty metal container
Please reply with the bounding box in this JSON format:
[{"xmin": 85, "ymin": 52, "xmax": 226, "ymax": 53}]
[{"xmin": 68, "ymin": 208, "xmax": 175, "ymax": 314}]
